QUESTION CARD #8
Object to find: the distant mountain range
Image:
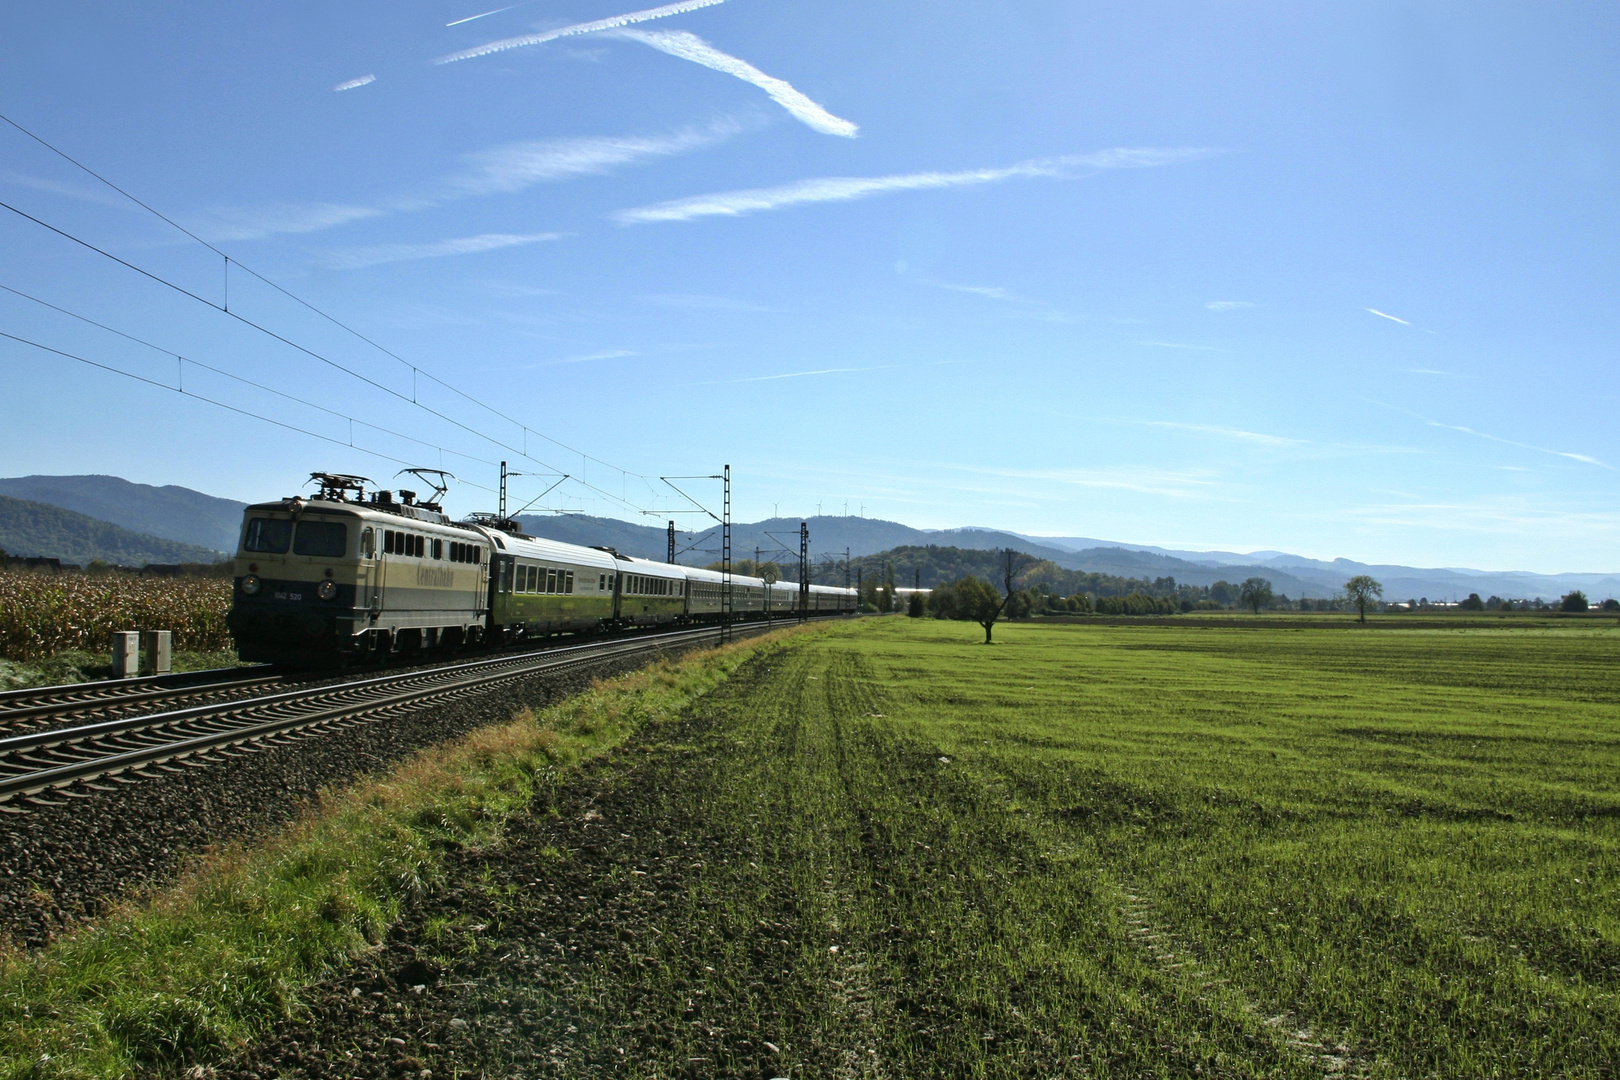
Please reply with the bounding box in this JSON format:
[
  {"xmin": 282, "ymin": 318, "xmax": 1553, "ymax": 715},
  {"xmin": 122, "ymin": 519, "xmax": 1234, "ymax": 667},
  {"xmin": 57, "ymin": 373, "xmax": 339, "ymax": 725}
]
[
  {"xmin": 0, "ymin": 475, "xmax": 245, "ymax": 553},
  {"xmin": 0, "ymin": 475, "xmax": 1612, "ymax": 601},
  {"xmin": 517, "ymin": 513, "xmax": 1616, "ymax": 602},
  {"xmin": 0, "ymin": 495, "xmax": 224, "ymax": 567}
]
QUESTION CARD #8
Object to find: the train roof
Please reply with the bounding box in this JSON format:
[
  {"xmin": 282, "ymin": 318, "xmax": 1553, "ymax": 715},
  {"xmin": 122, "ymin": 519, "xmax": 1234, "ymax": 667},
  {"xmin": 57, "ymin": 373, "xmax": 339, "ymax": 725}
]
[
  {"xmin": 679, "ymin": 564, "xmax": 770, "ymax": 590},
  {"xmin": 244, "ymin": 497, "xmax": 479, "ymax": 531},
  {"xmin": 614, "ymin": 555, "xmax": 689, "ymax": 581},
  {"xmin": 475, "ymin": 529, "xmax": 620, "ymax": 570}
]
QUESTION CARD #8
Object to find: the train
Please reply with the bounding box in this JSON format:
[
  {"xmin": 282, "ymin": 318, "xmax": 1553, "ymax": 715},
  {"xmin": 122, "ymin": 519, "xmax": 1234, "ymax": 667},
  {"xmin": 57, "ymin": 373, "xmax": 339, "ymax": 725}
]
[{"xmin": 225, "ymin": 473, "xmax": 856, "ymax": 664}]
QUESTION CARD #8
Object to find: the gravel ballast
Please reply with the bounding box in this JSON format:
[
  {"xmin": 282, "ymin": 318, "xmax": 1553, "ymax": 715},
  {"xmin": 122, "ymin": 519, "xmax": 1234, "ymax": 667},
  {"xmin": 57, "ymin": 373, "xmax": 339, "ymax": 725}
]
[{"xmin": 0, "ymin": 636, "xmax": 712, "ymax": 951}]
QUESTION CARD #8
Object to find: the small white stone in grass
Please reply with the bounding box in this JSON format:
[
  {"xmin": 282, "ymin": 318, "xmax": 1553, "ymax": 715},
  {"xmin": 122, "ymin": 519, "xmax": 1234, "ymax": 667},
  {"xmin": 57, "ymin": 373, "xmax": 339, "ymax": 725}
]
[
  {"xmin": 829, "ymin": 945, "xmax": 840, "ymax": 953},
  {"xmin": 939, "ymin": 756, "xmax": 951, "ymax": 764},
  {"xmin": 450, "ymin": 1018, "xmax": 468, "ymax": 1029},
  {"xmin": 411, "ymin": 984, "xmax": 426, "ymax": 994},
  {"xmin": 764, "ymin": 1042, "xmax": 781, "ymax": 1053}
]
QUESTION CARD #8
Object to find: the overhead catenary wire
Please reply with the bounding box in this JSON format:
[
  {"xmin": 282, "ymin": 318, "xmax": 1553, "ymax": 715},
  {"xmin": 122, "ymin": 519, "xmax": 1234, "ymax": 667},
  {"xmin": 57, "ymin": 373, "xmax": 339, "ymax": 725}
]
[
  {"xmin": 0, "ymin": 194, "xmax": 648, "ymax": 515},
  {"xmin": 0, "ymin": 280, "xmax": 506, "ymax": 477},
  {"xmin": 0, "ymin": 109, "xmax": 644, "ymax": 484},
  {"xmin": 0, "ymin": 327, "xmax": 499, "ymax": 492},
  {"xmin": 0, "ymin": 110, "xmax": 662, "ymax": 516}
]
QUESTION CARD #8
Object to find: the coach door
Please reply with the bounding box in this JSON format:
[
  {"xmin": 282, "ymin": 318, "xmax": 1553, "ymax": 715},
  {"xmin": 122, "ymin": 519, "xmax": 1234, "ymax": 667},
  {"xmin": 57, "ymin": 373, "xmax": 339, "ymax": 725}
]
[{"xmin": 358, "ymin": 526, "xmax": 381, "ymax": 612}]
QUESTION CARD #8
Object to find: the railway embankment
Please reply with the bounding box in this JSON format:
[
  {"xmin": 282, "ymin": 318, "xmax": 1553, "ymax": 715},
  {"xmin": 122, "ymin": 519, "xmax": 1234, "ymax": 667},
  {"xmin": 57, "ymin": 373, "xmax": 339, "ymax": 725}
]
[{"xmin": 0, "ymin": 629, "xmax": 787, "ymax": 1080}]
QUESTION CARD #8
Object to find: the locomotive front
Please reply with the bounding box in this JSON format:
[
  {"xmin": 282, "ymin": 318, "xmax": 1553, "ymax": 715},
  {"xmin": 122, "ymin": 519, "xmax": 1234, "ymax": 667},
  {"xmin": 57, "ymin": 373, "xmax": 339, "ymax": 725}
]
[{"xmin": 226, "ymin": 495, "xmax": 370, "ymax": 663}]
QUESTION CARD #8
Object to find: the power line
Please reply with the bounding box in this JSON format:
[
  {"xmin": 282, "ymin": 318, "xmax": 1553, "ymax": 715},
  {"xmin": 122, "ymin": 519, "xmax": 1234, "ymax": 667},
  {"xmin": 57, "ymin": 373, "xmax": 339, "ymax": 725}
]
[
  {"xmin": 0, "ymin": 327, "xmax": 498, "ymax": 493},
  {"xmin": 0, "ymin": 110, "xmax": 659, "ymax": 516},
  {"xmin": 0, "ymin": 280, "xmax": 507, "ymax": 476},
  {"xmin": 0, "ymin": 194, "xmax": 648, "ymax": 515},
  {"xmin": 0, "ymin": 110, "xmax": 654, "ymax": 483}
]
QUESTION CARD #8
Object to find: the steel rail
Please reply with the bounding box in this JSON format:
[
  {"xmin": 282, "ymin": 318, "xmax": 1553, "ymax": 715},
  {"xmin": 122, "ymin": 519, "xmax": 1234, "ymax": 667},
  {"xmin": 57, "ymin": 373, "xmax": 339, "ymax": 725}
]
[
  {"xmin": 0, "ymin": 620, "xmax": 801, "ymax": 803},
  {"xmin": 0, "ymin": 663, "xmax": 275, "ymax": 708},
  {"xmin": 0, "ymin": 672, "xmax": 287, "ymax": 730}
]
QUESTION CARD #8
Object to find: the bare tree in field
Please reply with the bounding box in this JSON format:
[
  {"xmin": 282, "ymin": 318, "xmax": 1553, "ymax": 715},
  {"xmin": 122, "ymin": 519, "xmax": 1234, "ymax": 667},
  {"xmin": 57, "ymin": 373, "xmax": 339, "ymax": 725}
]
[{"xmin": 1344, "ymin": 575, "xmax": 1383, "ymax": 622}]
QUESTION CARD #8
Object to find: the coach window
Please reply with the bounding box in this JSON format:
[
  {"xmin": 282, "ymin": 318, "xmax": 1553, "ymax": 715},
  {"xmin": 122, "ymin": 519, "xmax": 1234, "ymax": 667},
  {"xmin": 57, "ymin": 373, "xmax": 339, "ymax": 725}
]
[
  {"xmin": 433, "ymin": 538, "xmax": 443, "ymax": 560},
  {"xmin": 361, "ymin": 528, "xmax": 375, "ymax": 559},
  {"xmin": 244, "ymin": 518, "xmax": 292, "ymax": 554},
  {"xmin": 565, "ymin": 571, "xmax": 575, "ymax": 593}
]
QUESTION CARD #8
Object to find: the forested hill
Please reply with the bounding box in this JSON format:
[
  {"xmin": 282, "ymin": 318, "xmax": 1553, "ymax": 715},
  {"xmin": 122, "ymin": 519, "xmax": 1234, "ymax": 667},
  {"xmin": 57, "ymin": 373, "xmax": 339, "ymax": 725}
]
[
  {"xmin": 0, "ymin": 475, "xmax": 245, "ymax": 553},
  {"xmin": 0, "ymin": 496, "xmax": 224, "ymax": 567},
  {"xmin": 847, "ymin": 544, "xmax": 1325, "ymax": 598}
]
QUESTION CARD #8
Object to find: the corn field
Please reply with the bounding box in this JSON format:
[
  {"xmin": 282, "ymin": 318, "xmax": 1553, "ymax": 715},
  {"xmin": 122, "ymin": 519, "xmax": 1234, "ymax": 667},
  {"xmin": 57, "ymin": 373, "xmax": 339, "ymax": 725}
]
[{"xmin": 0, "ymin": 570, "xmax": 233, "ymax": 661}]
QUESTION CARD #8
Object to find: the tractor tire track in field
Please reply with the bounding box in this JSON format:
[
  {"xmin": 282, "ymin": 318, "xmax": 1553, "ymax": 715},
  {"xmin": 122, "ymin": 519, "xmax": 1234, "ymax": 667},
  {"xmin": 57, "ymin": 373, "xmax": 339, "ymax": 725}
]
[{"xmin": 215, "ymin": 637, "xmax": 1348, "ymax": 1079}]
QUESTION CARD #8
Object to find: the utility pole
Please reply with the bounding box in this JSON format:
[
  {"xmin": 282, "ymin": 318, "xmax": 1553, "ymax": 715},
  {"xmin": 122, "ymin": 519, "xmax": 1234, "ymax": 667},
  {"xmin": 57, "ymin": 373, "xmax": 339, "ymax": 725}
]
[
  {"xmin": 498, "ymin": 461, "xmax": 507, "ymax": 518},
  {"xmin": 845, "ymin": 548, "xmax": 851, "ymax": 589},
  {"xmin": 667, "ymin": 520, "xmax": 676, "ymax": 564},
  {"xmin": 799, "ymin": 520, "xmax": 809, "ymax": 622},
  {"xmin": 722, "ymin": 465, "xmax": 732, "ymax": 642}
]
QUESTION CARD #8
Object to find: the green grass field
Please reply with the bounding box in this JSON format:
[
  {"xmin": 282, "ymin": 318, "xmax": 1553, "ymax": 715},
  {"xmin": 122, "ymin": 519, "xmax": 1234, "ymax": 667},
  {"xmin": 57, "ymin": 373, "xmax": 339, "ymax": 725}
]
[{"xmin": 432, "ymin": 615, "xmax": 1619, "ymax": 1077}]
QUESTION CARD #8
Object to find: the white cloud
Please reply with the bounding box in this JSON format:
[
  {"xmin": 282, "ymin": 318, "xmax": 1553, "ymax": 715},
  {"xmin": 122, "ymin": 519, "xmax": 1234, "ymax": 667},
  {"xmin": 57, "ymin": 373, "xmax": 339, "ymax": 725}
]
[
  {"xmin": 1205, "ymin": 300, "xmax": 1253, "ymax": 310},
  {"xmin": 452, "ymin": 121, "xmax": 739, "ymax": 195},
  {"xmin": 545, "ymin": 348, "xmax": 638, "ymax": 365},
  {"xmin": 1427, "ymin": 420, "xmax": 1610, "ymax": 469},
  {"xmin": 1366, "ymin": 307, "xmax": 1410, "ymax": 325},
  {"xmin": 614, "ymin": 29, "xmax": 857, "ymax": 137},
  {"xmin": 198, "ymin": 203, "xmax": 384, "ymax": 242},
  {"xmin": 0, "ymin": 170, "xmax": 132, "ymax": 210},
  {"xmin": 612, "ymin": 147, "xmax": 1217, "ymax": 225},
  {"xmin": 930, "ymin": 282, "xmax": 1024, "ymax": 301},
  {"xmin": 644, "ymin": 293, "xmax": 777, "ymax": 311},
  {"xmin": 1133, "ymin": 420, "xmax": 1306, "ymax": 447},
  {"xmin": 696, "ymin": 365, "xmax": 894, "ymax": 385},
  {"xmin": 199, "ymin": 120, "xmax": 733, "ymax": 242},
  {"xmin": 333, "ymin": 74, "xmax": 376, "ymax": 92},
  {"xmin": 318, "ymin": 231, "xmax": 562, "ymax": 270},
  {"xmin": 436, "ymin": 0, "xmax": 727, "ymax": 64}
]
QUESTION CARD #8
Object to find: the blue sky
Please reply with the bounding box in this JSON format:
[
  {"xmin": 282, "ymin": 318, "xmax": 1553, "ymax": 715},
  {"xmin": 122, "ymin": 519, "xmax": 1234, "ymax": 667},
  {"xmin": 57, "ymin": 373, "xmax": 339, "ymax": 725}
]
[{"xmin": 1, "ymin": 1, "xmax": 1617, "ymax": 572}]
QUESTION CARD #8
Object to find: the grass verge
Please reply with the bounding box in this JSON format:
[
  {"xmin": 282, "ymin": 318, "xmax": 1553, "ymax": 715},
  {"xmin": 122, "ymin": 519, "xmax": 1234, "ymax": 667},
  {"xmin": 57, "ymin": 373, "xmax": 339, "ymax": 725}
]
[
  {"xmin": 0, "ymin": 630, "xmax": 788, "ymax": 1080},
  {"xmin": 0, "ymin": 650, "xmax": 244, "ymax": 692}
]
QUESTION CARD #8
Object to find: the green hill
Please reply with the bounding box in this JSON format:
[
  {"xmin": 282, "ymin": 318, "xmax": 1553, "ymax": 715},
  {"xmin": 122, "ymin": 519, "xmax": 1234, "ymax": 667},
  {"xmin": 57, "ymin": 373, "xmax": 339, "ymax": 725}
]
[
  {"xmin": 0, "ymin": 496, "xmax": 225, "ymax": 567},
  {"xmin": 0, "ymin": 475, "xmax": 246, "ymax": 553}
]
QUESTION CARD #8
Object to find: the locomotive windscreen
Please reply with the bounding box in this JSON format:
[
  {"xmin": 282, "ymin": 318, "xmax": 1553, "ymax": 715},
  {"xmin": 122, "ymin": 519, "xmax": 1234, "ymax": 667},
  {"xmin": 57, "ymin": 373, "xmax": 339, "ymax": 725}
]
[
  {"xmin": 243, "ymin": 518, "xmax": 292, "ymax": 554},
  {"xmin": 293, "ymin": 520, "xmax": 348, "ymax": 557}
]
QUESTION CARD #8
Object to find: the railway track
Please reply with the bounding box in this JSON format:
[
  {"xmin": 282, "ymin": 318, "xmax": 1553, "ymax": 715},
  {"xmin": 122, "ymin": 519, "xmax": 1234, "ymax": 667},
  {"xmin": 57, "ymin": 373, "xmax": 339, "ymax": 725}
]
[
  {"xmin": 0, "ymin": 621, "xmax": 792, "ymax": 807},
  {"xmin": 0, "ymin": 665, "xmax": 286, "ymax": 737}
]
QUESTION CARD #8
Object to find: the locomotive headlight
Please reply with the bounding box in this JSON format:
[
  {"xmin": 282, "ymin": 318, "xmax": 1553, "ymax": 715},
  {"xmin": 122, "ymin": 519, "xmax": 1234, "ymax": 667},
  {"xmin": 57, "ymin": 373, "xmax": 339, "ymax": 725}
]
[
  {"xmin": 317, "ymin": 579, "xmax": 338, "ymax": 601},
  {"xmin": 241, "ymin": 574, "xmax": 262, "ymax": 596}
]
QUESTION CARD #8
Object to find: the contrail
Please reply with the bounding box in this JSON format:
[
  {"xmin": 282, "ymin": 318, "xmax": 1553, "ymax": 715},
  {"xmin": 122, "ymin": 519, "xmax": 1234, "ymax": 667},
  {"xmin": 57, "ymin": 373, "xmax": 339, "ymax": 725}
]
[
  {"xmin": 447, "ymin": 3, "xmax": 527, "ymax": 27},
  {"xmin": 613, "ymin": 148, "xmax": 1217, "ymax": 224},
  {"xmin": 333, "ymin": 74, "xmax": 376, "ymax": 92},
  {"xmin": 616, "ymin": 29, "xmax": 856, "ymax": 137},
  {"xmin": 1366, "ymin": 307, "xmax": 1410, "ymax": 325},
  {"xmin": 436, "ymin": 0, "xmax": 726, "ymax": 64}
]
